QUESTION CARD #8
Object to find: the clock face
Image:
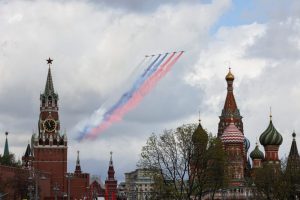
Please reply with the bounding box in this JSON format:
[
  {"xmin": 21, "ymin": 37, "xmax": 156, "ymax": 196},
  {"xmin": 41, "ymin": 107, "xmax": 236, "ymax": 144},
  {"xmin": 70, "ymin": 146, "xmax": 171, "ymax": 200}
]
[{"xmin": 43, "ymin": 119, "xmax": 56, "ymax": 132}]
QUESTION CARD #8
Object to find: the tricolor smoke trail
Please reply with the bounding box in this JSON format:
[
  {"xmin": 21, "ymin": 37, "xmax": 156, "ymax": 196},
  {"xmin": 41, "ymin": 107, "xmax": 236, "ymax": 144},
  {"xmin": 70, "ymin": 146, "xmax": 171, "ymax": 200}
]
[{"xmin": 78, "ymin": 51, "xmax": 184, "ymax": 141}]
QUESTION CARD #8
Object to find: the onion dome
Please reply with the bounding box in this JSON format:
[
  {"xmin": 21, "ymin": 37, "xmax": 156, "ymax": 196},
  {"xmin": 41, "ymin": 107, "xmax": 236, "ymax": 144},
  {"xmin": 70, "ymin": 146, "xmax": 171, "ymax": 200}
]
[
  {"xmin": 244, "ymin": 137, "xmax": 250, "ymax": 151},
  {"xmin": 259, "ymin": 117, "xmax": 283, "ymax": 146},
  {"xmin": 221, "ymin": 120, "xmax": 244, "ymax": 144},
  {"xmin": 192, "ymin": 120, "xmax": 208, "ymax": 147},
  {"xmin": 250, "ymin": 143, "xmax": 264, "ymax": 160},
  {"xmin": 225, "ymin": 68, "xmax": 234, "ymax": 81}
]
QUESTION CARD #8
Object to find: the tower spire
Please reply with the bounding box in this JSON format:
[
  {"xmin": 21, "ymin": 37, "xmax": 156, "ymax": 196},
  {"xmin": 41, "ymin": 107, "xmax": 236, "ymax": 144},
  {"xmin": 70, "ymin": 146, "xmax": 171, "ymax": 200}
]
[
  {"xmin": 105, "ymin": 151, "xmax": 117, "ymax": 200},
  {"xmin": 109, "ymin": 151, "xmax": 113, "ymax": 166},
  {"xmin": 75, "ymin": 150, "xmax": 82, "ymax": 174},
  {"xmin": 3, "ymin": 132, "xmax": 9, "ymax": 157},
  {"xmin": 44, "ymin": 57, "xmax": 55, "ymax": 95},
  {"xmin": 287, "ymin": 131, "xmax": 300, "ymax": 172},
  {"xmin": 218, "ymin": 68, "xmax": 243, "ymax": 137},
  {"xmin": 289, "ymin": 131, "xmax": 299, "ymax": 157}
]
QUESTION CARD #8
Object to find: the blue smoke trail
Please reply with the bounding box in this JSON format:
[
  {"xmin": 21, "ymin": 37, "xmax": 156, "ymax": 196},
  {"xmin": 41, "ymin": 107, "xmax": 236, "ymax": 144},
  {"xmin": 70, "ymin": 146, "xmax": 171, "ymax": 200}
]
[
  {"xmin": 102, "ymin": 54, "xmax": 163, "ymax": 121},
  {"xmin": 76, "ymin": 56, "xmax": 151, "ymax": 141}
]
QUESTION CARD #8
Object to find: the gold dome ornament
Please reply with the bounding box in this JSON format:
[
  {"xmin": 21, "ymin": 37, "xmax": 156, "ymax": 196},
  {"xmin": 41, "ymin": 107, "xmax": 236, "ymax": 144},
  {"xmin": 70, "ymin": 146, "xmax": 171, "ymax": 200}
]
[{"xmin": 225, "ymin": 67, "xmax": 235, "ymax": 81}]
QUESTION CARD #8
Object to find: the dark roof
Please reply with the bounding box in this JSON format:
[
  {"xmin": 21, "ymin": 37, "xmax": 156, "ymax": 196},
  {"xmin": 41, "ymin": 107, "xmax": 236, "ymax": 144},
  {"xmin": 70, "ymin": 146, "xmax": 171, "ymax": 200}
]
[{"xmin": 24, "ymin": 143, "xmax": 32, "ymax": 157}]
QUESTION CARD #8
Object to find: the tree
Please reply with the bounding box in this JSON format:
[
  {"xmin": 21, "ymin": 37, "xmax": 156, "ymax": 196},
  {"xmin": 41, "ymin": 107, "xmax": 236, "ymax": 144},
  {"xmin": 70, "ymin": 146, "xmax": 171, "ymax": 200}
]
[
  {"xmin": 252, "ymin": 160, "xmax": 293, "ymax": 200},
  {"xmin": 139, "ymin": 123, "xmax": 227, "ymax": 200},
  {"xmin": 0, "ymin": 153, "xmax": 21, "ymax": 167}
]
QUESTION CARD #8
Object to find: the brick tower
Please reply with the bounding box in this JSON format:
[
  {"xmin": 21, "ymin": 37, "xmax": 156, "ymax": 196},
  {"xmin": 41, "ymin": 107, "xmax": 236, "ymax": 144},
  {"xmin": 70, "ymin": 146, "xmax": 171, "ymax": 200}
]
[
  {"xmin": 32, "ymin": 58, "xmax": 68, "ymax": 194},
  {"xmin": 105, "ymin": 152, "xmax": 117, "ymax": 200},
  {"xmin": 218, "ymin": 69, "xmax": 252, "ymax": 178},
  {"xmin": 218, "ymin": 68, "xmax": 243, "ymax": 137},
  {"xmin": 259, "ymin": 113, "xmax": 283, "ymax": 166},
  {"xmin": 221, "ymin": 117, "xmax": 245, "ymax": 187}
]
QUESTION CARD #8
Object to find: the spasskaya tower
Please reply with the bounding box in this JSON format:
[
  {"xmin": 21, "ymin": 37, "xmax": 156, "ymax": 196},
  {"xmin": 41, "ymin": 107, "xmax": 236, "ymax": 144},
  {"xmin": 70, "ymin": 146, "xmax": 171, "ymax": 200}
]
[{"xmin": 32, "ymin": 58, "xmax": 68, "ymax": 194}]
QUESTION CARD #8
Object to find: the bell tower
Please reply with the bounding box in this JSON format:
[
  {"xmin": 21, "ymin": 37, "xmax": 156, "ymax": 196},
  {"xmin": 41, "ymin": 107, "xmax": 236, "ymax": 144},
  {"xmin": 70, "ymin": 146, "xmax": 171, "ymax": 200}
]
[{"xmin": 32, "ymin": 58, "xmax": 68, "ymax": 195}]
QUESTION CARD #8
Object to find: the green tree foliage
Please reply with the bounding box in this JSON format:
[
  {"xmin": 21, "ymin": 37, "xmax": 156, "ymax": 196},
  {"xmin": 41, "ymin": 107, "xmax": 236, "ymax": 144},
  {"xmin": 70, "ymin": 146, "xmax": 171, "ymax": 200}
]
[
  {"xmin": 139, "ymin": 124, "xmax": 227, "ymax": 200},
  {"xmin": 251, "ymin": 158, "xmax": 300, "ymax": 200},
  {"xmin": 0, "ymin": 153, "xmax": 21, "ymax": 167}
]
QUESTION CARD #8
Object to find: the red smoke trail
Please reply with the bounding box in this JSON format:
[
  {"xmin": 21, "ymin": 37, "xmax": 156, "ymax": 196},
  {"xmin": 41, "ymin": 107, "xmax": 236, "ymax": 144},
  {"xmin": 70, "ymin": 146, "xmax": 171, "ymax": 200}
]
[{"xmin": 86, "ymin": 52, "xmax": 183, "ymax": 139}]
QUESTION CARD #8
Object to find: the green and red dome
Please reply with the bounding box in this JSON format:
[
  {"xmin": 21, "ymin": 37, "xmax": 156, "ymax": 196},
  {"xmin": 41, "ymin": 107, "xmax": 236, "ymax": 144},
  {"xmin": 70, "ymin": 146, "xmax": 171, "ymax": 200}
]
[
  {"xmin": 259, "ymin": 119, "xmax": 283, "ymax": 146},
  {"xmin": 250, "ymin": 143, "xmax": 264, "ymax": 160}
]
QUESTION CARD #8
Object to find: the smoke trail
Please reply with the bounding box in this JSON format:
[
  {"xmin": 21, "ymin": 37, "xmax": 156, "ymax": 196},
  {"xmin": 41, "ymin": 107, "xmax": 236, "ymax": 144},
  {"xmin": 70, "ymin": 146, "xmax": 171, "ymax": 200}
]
[
  {"xmin": 102, "ymin": 55, "xmax": 155, "ymax": 120},
  {"xmin": 85, "ymin": 52, "xmax": 183, "ymax": 139},
  {"xmin": 102, "ymin": 54, "xmax": 164, "ymax": 121},
  {"xmin": 76, "ymin": 56, "xmax": 152, "ymax": 141}
]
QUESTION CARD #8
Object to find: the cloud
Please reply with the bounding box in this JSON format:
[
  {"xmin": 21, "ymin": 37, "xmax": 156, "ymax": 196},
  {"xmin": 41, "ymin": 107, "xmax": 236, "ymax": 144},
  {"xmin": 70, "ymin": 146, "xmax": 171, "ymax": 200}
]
[
  {"xmin": 88, "ymin": 0, "xmax": 213, "ymax": 13},
  {"xmin": 186, "ymin": 8, "xmax": 300, "ymax": 159},
  {"xmin": 0, "ymin": 0, "xmax": 231, "ymax": 179}
]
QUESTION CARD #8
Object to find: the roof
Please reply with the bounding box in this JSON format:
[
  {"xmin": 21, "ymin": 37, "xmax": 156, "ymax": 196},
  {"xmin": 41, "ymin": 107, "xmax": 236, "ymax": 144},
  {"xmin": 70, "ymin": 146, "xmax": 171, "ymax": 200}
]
[
  {"xmin": 250, "ymin": 143, "xmax": 264, "ymax": 160},
  {"xmin": 221, "ymin": 121, "xmax": 244, "ymax": 144},
  {"xmin": 3, "ymin": 132, "xmax": 9, "ymax": 157},
  {"xmin": 259, "ymin": 119, "xmax": 283, "ymax": 146}
]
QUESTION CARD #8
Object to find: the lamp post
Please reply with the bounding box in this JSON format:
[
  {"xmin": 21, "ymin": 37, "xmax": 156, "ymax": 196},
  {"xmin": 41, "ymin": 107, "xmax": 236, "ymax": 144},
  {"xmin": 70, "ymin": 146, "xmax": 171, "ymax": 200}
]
[
  {"xmin": 28, "ymin": 168, "xmax": 46, "ymax": 200},
  {"xmin": 28, "ymin": 184, "xmax": 34, "ymax": 200},
  {"xmin": 53, "ymin": 183, "xmax": 60, "ymax": 200},
  {"xmin": 66, "ymin": 173, "xmax": 73, "ymax": 200}
]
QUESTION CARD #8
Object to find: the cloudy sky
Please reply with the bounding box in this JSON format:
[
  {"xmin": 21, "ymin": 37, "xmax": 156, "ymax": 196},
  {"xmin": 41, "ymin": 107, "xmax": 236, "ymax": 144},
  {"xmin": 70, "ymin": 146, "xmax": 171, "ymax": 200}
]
[{"xmin": 1, "ymin": 0, "xmax": 300, "ymax": 181}]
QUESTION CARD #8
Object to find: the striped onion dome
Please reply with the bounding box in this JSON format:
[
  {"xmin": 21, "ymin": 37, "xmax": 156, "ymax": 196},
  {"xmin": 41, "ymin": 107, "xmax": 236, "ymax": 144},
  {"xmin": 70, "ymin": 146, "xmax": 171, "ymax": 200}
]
[
  {"xmin": 250, "ymin": 143, "xmax": 264, "ymax": 160},
  {"xmin": 259, "ymin": 119, "xmax": 283, "ymax": 146},
  {"xmin": 244, "ymin": 137, "xmax": 250, "ymax": 151},
  {"xmin": 221, "ymin": 121, "xmax": 244, "ymax": 144}
]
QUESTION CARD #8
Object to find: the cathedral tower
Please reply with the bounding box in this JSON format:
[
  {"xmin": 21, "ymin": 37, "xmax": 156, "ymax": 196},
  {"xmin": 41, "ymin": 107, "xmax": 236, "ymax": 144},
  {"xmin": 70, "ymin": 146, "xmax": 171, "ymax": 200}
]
[
  {"xmin": 221, "ymin": 117, "xmax": 245, "ymax": 187},
  {"xmin": 218, "ymin": 69, "xmax": 251, "ymax": 177},
  {"xmin": 287, "ymin": 131, "xmax": 300, "ymax": 171},
  {"xmin": 32, "ymin": 58, "xmax": 68, "ymax": 194},
  {"xmin": 218, "ymin": 68, "xmax": 243, "ymax": 137},
  {"xmin": 250, "ymin": 142, "xmax": 264, "ymax": 169},
  {"xmin": 259, "ymin": 114, "xmax": 282, "ymax": 165}
]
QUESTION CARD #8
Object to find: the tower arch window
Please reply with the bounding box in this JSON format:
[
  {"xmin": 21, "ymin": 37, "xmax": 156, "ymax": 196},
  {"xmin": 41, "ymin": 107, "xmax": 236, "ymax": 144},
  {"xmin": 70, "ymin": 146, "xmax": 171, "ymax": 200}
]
[{"xmin": 48, "ymin": 96, "xmax": 52, "ymax": 105}]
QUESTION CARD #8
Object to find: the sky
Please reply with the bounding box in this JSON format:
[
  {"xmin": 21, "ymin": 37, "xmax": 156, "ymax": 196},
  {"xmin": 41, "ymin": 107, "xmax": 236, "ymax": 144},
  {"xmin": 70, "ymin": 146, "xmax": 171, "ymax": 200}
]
[{"xmin": 1, "ymin": 0, "xmax": 300, "ymax": 182}]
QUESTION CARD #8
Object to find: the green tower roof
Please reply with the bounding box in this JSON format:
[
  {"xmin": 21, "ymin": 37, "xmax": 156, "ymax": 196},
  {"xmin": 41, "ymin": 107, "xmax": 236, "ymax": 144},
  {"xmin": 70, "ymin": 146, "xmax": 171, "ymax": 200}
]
[
  {"xmin": 3, "ymin": 132, "xmax": 9, "ymax": 157},
  {"xmin": 250, "ymin": 143, "xmax": 264, "ymax": 160},
  {"xmin": 259, "ymin": 117, "xmax": 283, "ymax": 146}
]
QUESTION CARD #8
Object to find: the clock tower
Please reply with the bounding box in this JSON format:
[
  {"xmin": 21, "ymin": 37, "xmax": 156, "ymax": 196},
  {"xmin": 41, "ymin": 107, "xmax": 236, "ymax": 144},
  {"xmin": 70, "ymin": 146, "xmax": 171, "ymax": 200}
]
[{"xmin": 32, "ymin": 58, "xmax": 68, "ymax": 195}]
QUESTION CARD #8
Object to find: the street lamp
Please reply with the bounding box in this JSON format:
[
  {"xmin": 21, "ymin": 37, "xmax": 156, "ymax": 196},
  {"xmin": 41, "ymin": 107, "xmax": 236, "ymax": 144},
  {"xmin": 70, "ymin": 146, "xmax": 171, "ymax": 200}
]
[
  {"xmin": 53, "ymin": 183, "xmax": 60, "ymax": 200},
  {"xmin": 28, "ymin": 169, "xmax": 46, "ymax": 200},
  {"xmin": 28, "ymin": 185, "xmax": 34, "ymax": 200},
  {"xmin": 65, "ymin": 173, "xmax": 74, "ymax": 200}
]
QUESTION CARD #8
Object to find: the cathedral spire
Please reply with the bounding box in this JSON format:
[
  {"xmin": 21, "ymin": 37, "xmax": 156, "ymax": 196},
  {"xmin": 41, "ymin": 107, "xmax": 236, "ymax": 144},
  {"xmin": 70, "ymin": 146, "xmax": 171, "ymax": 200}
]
[
  {"xmin": 109, "ymin": 151, "xmax": 113, "ymax": 167},
  {"xmin": 287, "ymin": 131, "xmax": 300, "ymax": 172},
  {"xmin": 3, "ymin": 132, "xmax": 9, "ymax": 157},
  {"xmin": 44, "ymin": 58, "xmax": 55, "ymax": 95},
  {"xmin": 289, "ymin": 131, "xmax": 299, "ymax": 157},
  {"xmin": 218, "ymin": 68, "xmax": 243, "ymax": 137},
  {"xmin": 75, "ymin": 150, "xmax": 82, "ymax": 174}
]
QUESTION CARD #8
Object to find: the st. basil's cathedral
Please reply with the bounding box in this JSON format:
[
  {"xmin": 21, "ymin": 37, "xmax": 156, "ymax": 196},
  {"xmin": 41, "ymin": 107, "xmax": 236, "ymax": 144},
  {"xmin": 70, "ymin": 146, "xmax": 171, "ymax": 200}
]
[{"xmin": 194, "ymin": 68, "xmax": 299, "ymax": 199}]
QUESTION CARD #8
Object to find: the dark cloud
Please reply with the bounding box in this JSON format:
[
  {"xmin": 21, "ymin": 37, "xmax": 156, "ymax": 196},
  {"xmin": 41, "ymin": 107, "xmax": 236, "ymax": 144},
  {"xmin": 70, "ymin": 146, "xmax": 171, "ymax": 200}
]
[{"xmin": 89, "ymin": 0, "xmax": 212, "ymax": 13}]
